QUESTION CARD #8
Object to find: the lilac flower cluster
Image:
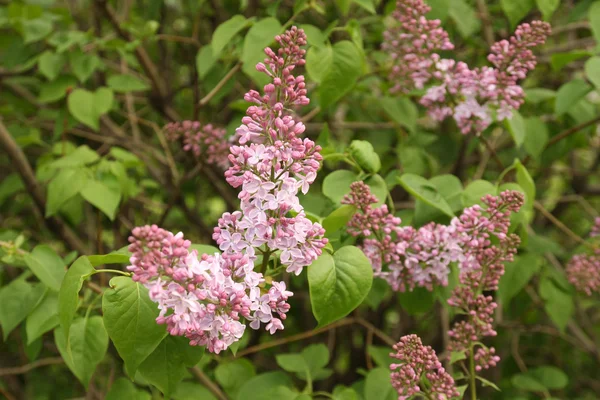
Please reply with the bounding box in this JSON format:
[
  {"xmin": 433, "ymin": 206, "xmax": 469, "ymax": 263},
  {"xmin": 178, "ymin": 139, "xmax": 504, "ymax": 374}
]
[
  {"xmin": 447, "ymin": 191, "xmax": 523, "ymax": 371},
  {"xmin": 165, "ymin": 121, "xmax": 230, "ymax": 168},
  {"xmin": 127, "ymin": 225, "xmax": 292, "ymax": 353},
  {"xmin": 343, "ymin": 181, "xmax": 462, "ymax": 292},
  {"xmin": 215, "ymin": 26, "xmax": 327, "ymax": 276},
  {"xmin": 383, "ymin": 0, "xmax": 550, "ymax": 135},
  {"xmin": 390, "ymin": 334, "xmax": 460, "ymax": 400},
  {"xmin": 566, "ymin": 218, "xmax": 600, "ymax": 296},
  {"xmin": 126, "ymin": 27, "xmax": 327, "ymax": 353}
]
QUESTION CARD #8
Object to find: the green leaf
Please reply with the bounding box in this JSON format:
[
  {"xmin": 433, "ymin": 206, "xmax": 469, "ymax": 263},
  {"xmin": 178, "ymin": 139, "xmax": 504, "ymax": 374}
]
[
  {"xmin": 367, "ymin": 345, "xmax": 395, "ymax": 368},
  {"xmin": 46, "ymin": 168, "xmax": 88, "ymax": 217},
  {"xmin": 551, "ymin": 51, "xmax": 590, "ymax": 72},
  {"xmin": 449, "ymin": 0, "xmax": 480, "ymax": 37},
  {"xmin": 555, "ymin": 79, "xmax": 592, "ymax": 116},
  {"xmin": 0, "ymin": 280, "xmax": 45, "ymax": 340},
  {"xmin": 462, "ymin": 180, "xmax": 496, "ymax": 207},
  {"xmin": 523, "ymin": 117, "xmax": 549, "ymax": 159},
  {"xmin": 300, "ymin": 24, "xmax": 327, "ymax": 47},
  {"xmin": 353, "ymin": 0, "xmax": 375, "ymax": 13},
  {"xmin": 309, "ymin": 246, "xmax": 373, "ymax": 327},
  {"xmin": 39, "ymin": 75, "xmax": 78, "ymax": 103},
  {"xmin": 80, "ymin": 180, "xmax": 121, "ymax": 220},
  {"xmin": 26, "ymin": 292, "xmax": 59, "ymax": 344},
  {"xmin": 535, "ymin": 0, "xmax": 559, "ymax": 20},
  {"xmin": 415, "ymin": 174, "xmax": 463, "ymax": 224},
  {"xmin": 323, "ymin": 204, "xmax": 357, "ymax": 237},
  {"xmin": 276, "ymin": 353, "xmax": 307, "ymax": 373},
  {"xmin": 539, "ymin": 277, "xmax": 573, "ymax": 332},
  {"xmin": 530, "ymin": 366, "xmax": 568, "ymax": 390},
  {"xmin": 69, "ymin": 50, "xmax": 101, "ymax": 83},
  {"xmin": 68, "ymin": 88, "xmax": 114, "ymax": 130},
  {"xmin": 236, "ymin": 372, "xmax": 294, "ymax": 400},
  {"xmin": 189, "ymin": 244, "xmax": 220, "ymax": 255},
  {"xmin": 513, "ymin": 159, "xmax": 535, "ymax": 210},
  {"xmin": 215, "ymin": 359, "xmax": 256, "ymax": 398},
  {"xmin": 322, "ymin": 170, "xmax": 358, "ymax": 204},
  {"xmin": 450, "ymin": 351, "xmax": 467, "ymax": 364},
  {"xmin": 138, "ymin": 335, "xmax": 205, "ymax": 397},
  {"xmin": 276, "ymin": 344, "xmax": 329, "ymax": 382},
  {"xmin": 38, "ymin": 50, "xmax": 66, "ymax": 80},
  {"xmin": 106, "ymin": 378, "xmax": 151, "ymax": 400},
  {"xmin": 87, "ymin": 251, "xmax": 131, "ymax": 267},
  {"xmin": 501, "ymin": 0, "xmax": 534, "ymax": 27},
  {"xmin": 306, "ymin": 44, "xmax": 334, "ymax": 84},
  {"xmin": 319, "ymin": 41, "xmax": 362, "ymax": 108},
  {"xmin": 172, "ymin": 382, "xmax": 217, "ymax": 400},
  {"xmin": 505, "ymin": 110, "xmax": 525, "ymax": 148},
  {"xmin": 476, "ymin": 376, "xmax": 501, "ymax": 391},
  {"xmin": 212, "ymin": 15, "xmax": 248, "ymax": 58},
  {"xmin": 196, "ymin": 45, "xmax": 216, "ymax": 79},
  {"xmin": 584, "ymin": 56, "xmax": 600, "ymax": 90},
  {"xmin": 380, "ymin": 96, "xmax": 417, "ymax": 133},
  {"xmin": 398, "ymin": 287, "xmax": 435, "ymax": 315},
  {"xmin": 107, "ymin": 74, "xmax": 151, "ymax": 92},
  {"xmin": 102, "ymin": 276, "xmax": 167, "ymax": 377},
  {"xmin": 364, "ymin": 367, "xmax": 395, "ymax": 400},
  {"xmin": 511, "ymin": 373, "xmax": 547, "ymax": 392},
  {"xmin": 525, "ymin": 88, "xmax": 556, "ymax": 103},
  {"xmin": 349, "ymin": 140, "xmax": 381, "ymax": 173},
  {"xmin": 498, "ymin": 254, "xmax": 541, "ymax": 306},
  {"xmin": 54, "ymin": 316, "xmax": 108, "ymax": 388},
  {"xmin": 58, "ymin": 256, "xmax": 94, "ymax": 340},
  {"xmin": 398, "ymin": 173, "xmax": 454, "ymax": 217},
  {"xmin": 23, "ymin": 18, "xmax": 53, "ymax": 43},
  {"xmin": 589, "ymin": 2, "xmax": 600, "ymax": 45},
  {"xmin": 24, "ymin": 245, "xmax": 66, "ymax": 291},
  {"xmin": 242, "ymin": 18, "xmax": 282, "ymax": 85},
  {"xmin": 48, "ymin": 145, "xmax": 99, "ymax": 168}
]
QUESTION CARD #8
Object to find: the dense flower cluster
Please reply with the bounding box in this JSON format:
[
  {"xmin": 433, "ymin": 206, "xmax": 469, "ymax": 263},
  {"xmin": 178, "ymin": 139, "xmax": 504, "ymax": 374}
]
[
  {"xmin": 566, "ymin": 218, "xmax": 600, "ymax": 296},
  {"xmin": 215, "ymin": 26, "xmax": 327, "ymax": 277},
  {"xmin": 164, "ymin": 121, "xmax": 230, "ymax": 168},
  {"xmin": 343, "ymin": 181, "xmax": 462, "ymax": 291},
  {"xmin": 390, "ymin": 334, "xmax": 460, "ymax": 399},
  {"xmin": 345, "ymin": 184, "xmax": 523, "ymax": 373},
  {"xmin": 446, "ymin": 191, "xmax": 523, "ymax": 371},
  {"xmin": 127, "ymin": 27, "xmax": 327, "ymax": 353},
  {"xmin": 127, "ymin": 225, "xmax": 291, "ymax": 353},
  {"xmin": 383, "ymin": 0, "xmax": 550, "ymax": 134}
]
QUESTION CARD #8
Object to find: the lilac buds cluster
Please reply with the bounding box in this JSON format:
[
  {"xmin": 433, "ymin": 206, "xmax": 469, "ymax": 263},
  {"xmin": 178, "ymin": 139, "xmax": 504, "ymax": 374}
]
[
  {"xmin": 165, "ymin": 121, "xmax": 230, "ymax": 168},
  {"xmin": 566, "ymin": 218, "xmax": 600, "ymax": 296},
  {"xmin": 390, "ymin": 334, "xmax": 460, "ymax": 399},
  {"xmin": 383, "ymin": 0, "xmax": 550, "ymax": 135}
]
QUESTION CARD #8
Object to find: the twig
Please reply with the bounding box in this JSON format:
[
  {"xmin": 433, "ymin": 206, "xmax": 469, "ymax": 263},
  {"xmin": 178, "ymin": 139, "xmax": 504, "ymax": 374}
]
[
  {"xmin": 0, "ymin": 357, "xmax": 64, "ymax": 376},
  {"xmin": 199, "ymin": 63, "xmax": 241, "ymax": 106},
  {"xmin": 354, "ymin": 317, "xmax": 396, "ymax": 346},
  {"xmin": 479, "ymin": 135, "xmax": 503, "ymax": 169},
  {"xmin": 155, "ymin": 34, "xmax": 201, "ymax": 46},
  {"xmin": 533, "ymin": 201, "xmax": 587, "ymax": 246},
  {"xmin": 301, "ymin": 107, "xmax": 321, "ymax": 123},
  {"xmin": 235, "ymin": 318, "xmax": 356, "ymax": 358},
  {"xmin": 120, "ymin": 58, "xmax": 142, "ymax": 142},
  {"xmin": 190, "ymin": 367, "xmax": 228, "ymax": 400},
  {"xmin": 476, "ymin": 0, "xmax": 494, "ymax": 46},
  {"xmin": 0, "ymin": 120, "xmax": 88, "ymax": 254}
]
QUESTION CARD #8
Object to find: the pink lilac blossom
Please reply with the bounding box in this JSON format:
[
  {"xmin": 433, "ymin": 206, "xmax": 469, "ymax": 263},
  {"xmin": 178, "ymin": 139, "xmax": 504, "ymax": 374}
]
[
  {"xmin": 127, "ymin": 225, "xmax": 292, "ymax": 354},
  {"xmin": 566, "ymin": 218, "xmax": 600, "ymax": 296},
  {"xmin": 390, "ymin": 334, "xmax": 460, "ymax": 399},
  {"xmin": 345, "ymin": 184, "xmax": 523, "ymax": 372},
  {"xmin": 383, "ymin": 0, "xmax": 550, "ymax": 135},
  {"xmin": 215, "ymin": 26, "xmax": 327, "ymax": 277},
  {"xmin": 165, "ymin": 121, "xmax": 230, "ymax": 169},
  {"xmin": 447, "ymin": 191, "xmax": 523, "ymax": 371},
  {"xmin": 127, "ymin": 27, "xmax": 327, "ymax": 353},
  {"xmin": 343, "ymin": 181, "xmax": 462, "ymax": 292}
]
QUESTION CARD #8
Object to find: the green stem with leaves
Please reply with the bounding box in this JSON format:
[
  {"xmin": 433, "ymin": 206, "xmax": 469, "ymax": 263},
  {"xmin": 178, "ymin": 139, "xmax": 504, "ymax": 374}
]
[{"xmin": 469, "ymin": 346, "xmax": 477, "ymax": 400}]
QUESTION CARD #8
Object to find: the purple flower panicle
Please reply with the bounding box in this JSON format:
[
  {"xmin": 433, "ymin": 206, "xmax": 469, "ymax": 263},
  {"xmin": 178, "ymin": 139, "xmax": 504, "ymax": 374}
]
[
  {"xmin": 566, "ymin": 218, "xmax": 600, "ymax": 296},
  {"xmin": 390, "ymin": 334, "xmax": 460, "ymax": 399},
  {"xmin": 383, "ymin": 0, "xmax": 550, "ymax": 135},
  {"xmin": 165, "ymin": 121, "xmax": 230, "ymax": 168}
]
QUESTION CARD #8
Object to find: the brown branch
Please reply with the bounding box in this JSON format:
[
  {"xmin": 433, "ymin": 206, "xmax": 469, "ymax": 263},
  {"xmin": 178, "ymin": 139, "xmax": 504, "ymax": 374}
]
[
  {"xmin": 534, "ymin": 201, "xmax": 587, "ymax": 246},
  {"xmin": 476, "ymin": 0, "xmax": 494, "ymax": 46},
  {"xmin": 190, "ymin": 367, "xmax": 228, "ymax": 400},
  {"xmin": 0, "ymin": 120, "xmax": 88, "ymax": 254},
  {"xmin": 199, "ymin": 63, "xmax": 241, "ymax": 106},
  {"xmin": 0, "ymin": 357, "xmax": 64, "ymax": 376}
]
